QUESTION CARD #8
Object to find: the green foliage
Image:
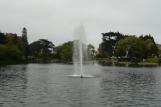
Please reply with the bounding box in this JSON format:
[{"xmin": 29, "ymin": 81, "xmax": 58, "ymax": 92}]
[
  {"xmin": 139, "ymin": 35, "xmax": 159, "ymax": 57},
  {"xmin": 0, "ymin": 32, "xmax": 6, "ymax": 44},
  {"xmin": 145, "ymin": 58, "xmax": 161, "ymax": 64},
  {"xmin": 0, "ymin": 29, "xmax": 159, "ymax": 65},
  {"xmin": 87, "ymin": 44, "xmax": 95, "ymax": 59},
  {"xmin": 30, "ymin": 39, "xmax": 55, "ymax": 61},
  {"xmin": 60, "ymin": 41, "xmax": 73, "ymax": 62},
  {"xmin": 115, "ymin": 35, "xmax": 159, "ymax": 63},
  {"xmin": 0, "ymin": 44, "xmax": 23, "ymax": 64},
  {"xmin": 0, "ymin": 32, "xmax": 25, "ymax": 64},
  {"xmin": 115, "ymin": 36, "xmax": 146, "ymax": 63},
  {"xmin": 98, "ymin": 32, "xmax": 125, "ymax": 58},
  {"xmin": 98, "ymin": 32, "xmax": 159, "ymax": 61},
  {"xmin": 21, "ymin": 27, "xmax": 29, "ymax": 60},
  {"xmin": 53, "ymin": 46, "xmax": 62, "ymax": 60},
  {"xmin": 53, "ymin": 41, "xmax": 74, "ymax": 63},
  {"xmin": 0, "ymin": 29, "xmax": 31, "ymax": 64},
  {"xmin": 99, "ymin": 41, "xmax": 113, "ymax": 57}
]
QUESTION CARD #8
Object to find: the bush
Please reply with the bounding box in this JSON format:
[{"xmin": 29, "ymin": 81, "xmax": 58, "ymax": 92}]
[
  {"xmin": 145, "ymin": 58, "xmax": 161, "ymax": 63},
  {"xmin": 0, "ymin": 44, "xmax": 23, "ymax": 64}
]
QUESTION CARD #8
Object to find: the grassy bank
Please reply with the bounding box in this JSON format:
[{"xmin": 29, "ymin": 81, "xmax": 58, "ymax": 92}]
[{"xmin": 98, "ymin": 58, "xmax": 161, "ymax": 67}]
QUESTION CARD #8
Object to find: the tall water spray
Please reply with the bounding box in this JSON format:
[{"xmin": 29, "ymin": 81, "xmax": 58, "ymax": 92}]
[
  {"xmin": 79, "ymin": 40, "xmax": 83, "ymax": 77},
  {"xmin": 72, "ymin": 24, "xmax": 87, "ymax": 78},
  {"xmin": 67, "ymin": 24, "xmax": 94, "ymax": 78},
  {"xmin": 70, "ymin": 24, "xmax": 95, "ymax": 78}
]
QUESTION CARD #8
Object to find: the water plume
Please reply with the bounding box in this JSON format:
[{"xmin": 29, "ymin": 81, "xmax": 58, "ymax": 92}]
[{"xmin": 68, "ymin": 23, "xmax": 94, "ymax": 78}]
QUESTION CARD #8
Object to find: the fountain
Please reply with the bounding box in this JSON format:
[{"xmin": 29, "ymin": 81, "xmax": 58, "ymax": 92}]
[{"xmin": 68, "ymin": 24, "xmax": 94, "ymax": 78}]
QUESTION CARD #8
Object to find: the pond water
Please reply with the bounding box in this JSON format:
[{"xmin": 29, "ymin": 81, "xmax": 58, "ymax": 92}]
[{"xmin": 0, "ymin": 64, "xmax": 161, "ymax": 107}]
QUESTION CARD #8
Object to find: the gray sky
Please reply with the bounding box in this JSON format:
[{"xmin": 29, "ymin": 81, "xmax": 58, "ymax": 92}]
[{"xmin": 0, "ymin": 0, "xmax": 161, "ymax": 48}]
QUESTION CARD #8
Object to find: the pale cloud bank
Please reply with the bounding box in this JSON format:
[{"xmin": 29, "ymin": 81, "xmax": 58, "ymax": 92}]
[{"xmin": 0, "ymin": 0, "xmax": 161, "ymax": 48}]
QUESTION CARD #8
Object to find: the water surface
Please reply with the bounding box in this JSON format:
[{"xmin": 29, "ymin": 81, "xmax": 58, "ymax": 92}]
[{"xmin": 0, "ymin": 64, "xmax": 161, "ymax": 107}]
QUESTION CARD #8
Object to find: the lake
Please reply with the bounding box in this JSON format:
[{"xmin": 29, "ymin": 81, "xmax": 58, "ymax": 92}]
[{"xmin": 0, "ymin": 63, "xmax": 161, "ymax": 107}]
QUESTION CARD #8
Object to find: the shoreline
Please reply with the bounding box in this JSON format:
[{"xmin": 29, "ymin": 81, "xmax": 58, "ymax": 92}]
[
  {"xmin": 98, "ymin": 60, "xmax": 160, "ymax": 67},
  {"xmin": 0, "ymin": 60, "xmax": 160, "ymax": 68}
]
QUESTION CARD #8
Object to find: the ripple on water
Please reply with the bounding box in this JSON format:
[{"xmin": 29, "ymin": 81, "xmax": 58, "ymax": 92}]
[{"xmin": 0, "ymin": 64, "xmax": 161, "ymax": 107}]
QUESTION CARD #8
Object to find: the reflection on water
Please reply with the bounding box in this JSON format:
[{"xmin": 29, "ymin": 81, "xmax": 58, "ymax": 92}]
[
  {"xmin": 0, "ymin": 65, "xmax": 28, "ymax": 106},
  {"xmin": 0, "ymin": 64, "xmax": 161, "ymax": 107},
  {"xmin": 100, "ymin": 67, "xmax": 161, "ymax": 107}
]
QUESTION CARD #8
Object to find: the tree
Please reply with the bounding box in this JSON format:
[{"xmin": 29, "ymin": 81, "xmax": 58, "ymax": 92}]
[
  {"xmin": 30, "ymin": 39, "xmax": 54, "ymax": 61},
  {"xmin": 54, "ymin": 45, "xmax": 62, "ymax": 60},
  {"xmin": 87, "ymin": 44, "xmax": 95, "ymax": 59},
  {"xmin": 139, "ymin": 35, "xmax": 158, "ymax": 57},
  {"xmin": 60, "ymin": 41, "xmax": 73, "ymax": 62},
  {"xmin": 53, "ymin": 41, "xmax": 74, "ymax": 62},
  {"xmin": 115, "ymin": 36, "xmax": 146, "ymax": 63},
  {"xmin": 21, "ymin": 27, "xmax": 29, "ymax": 60},
  {"xmin": 39, "ymin": 39, "xmax": 55, "ymax": 61},
  {"xmin": 0, "ymin": 44, "xmax": 23, "ymax": 64},
  {"xmin": 0, "ymin": 32, "xmax": 6, "ymax": 44},
  {"xmin": 98, "ymin": 32, "xmax": 124, "ymax": 58},
  {"xmin": 22, "ymin": 28, "xmax": 28, "ymax": 45}
]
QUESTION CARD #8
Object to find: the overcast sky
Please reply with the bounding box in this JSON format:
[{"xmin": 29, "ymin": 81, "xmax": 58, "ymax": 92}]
[{"xmin": 0, "ymin": 0, "xmax": 161, "ymax": 48}]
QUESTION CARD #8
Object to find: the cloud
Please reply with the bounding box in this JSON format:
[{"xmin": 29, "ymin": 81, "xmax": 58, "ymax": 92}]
[{"xmin": 0, "ymin": 0, "xmax": 161, "ymax": 48}]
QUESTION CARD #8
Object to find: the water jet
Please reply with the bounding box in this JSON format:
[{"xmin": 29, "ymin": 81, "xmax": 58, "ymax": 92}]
[{"xmin": 68, "ymin": 24, "xmax": 94, "ymax": 78}]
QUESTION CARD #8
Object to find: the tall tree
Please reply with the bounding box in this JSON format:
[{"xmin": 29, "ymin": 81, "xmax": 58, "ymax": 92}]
[
  {"xmin": 0, "ymin": 32, "xmax": 6, "ymax": 44},
  {"xmin": 139, "ymin": 35, "xmax": 159, "ymax": 57},
  {"xmin": 98, "ymin": 32, "xmax": 124, "ymax": 57},
  {"xmin": 115, "ymin": 36, "xmax": 146, "ymax": 63},
  {"xmin": 39, "ymin": 39, "xmax": 55, "ymax": 61},
  {"xmin": 21, "ymin": 27, "xmax": 29, "ymax": 60},
  {"xmin": 30, "ymin": 39, "xmax": 54, "ymax": 62},
  {"xmin": 60, "ymin": 41, "xmax": 73, "ymax": 62},
  {"xmin": 54, "ymin": 41, "xmax": 73, "ymax": 62},
  {"xmin": 87, "ymin": 44, "xmax": 95, "ymax": 59}
]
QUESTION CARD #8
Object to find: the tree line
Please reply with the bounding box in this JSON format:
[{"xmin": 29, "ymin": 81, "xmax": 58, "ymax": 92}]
[
  {"xmin": 98, "ymin": 32, "xmax": 160, "ymax": 64},
  {"xmin": 0, "ymin": 28, "xmax": 29, "ymax": 64},
  {"xmin": 0, "ymin": 28, "xmax": 95, "ymax": 64},
  {"xmin": 0, "ymin": 28, "xmax": 160, "ymax": 65}
]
